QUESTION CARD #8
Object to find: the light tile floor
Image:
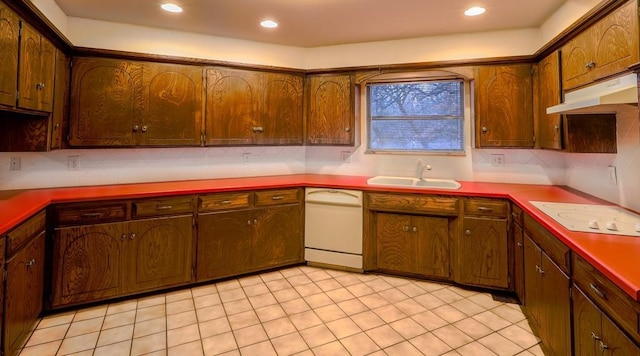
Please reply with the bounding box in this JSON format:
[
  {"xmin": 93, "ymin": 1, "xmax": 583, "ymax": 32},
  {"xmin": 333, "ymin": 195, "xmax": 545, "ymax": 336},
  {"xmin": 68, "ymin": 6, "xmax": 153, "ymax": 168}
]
[{"xmin": 20, "ymin": 266, "xmax": 544, "ymax": 356}]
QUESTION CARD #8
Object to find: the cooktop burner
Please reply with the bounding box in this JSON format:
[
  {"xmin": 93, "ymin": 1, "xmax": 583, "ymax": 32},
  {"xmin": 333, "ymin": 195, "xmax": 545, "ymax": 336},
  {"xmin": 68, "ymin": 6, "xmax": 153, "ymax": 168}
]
[{"xmin": 529, "ymin": 201, "xmax": 640, "ymax": 237}]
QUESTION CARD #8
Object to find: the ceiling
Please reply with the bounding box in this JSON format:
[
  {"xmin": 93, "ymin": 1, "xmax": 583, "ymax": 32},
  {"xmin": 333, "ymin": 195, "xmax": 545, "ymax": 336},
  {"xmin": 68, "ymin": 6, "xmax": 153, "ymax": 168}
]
[{"xmin": 53, "ymin": 0, "xmax": 568, "ymax": 48}]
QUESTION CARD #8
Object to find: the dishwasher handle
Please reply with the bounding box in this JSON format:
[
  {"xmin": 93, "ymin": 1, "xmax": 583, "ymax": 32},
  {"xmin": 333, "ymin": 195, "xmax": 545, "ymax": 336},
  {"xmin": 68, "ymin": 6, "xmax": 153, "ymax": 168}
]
[
  {"xmin": 307, "ymin": 189, "xmax": 360, "ymax": 199},
  {"xmin": 305, "ymin": 189, "xmax": 363, "ymax": 207}
]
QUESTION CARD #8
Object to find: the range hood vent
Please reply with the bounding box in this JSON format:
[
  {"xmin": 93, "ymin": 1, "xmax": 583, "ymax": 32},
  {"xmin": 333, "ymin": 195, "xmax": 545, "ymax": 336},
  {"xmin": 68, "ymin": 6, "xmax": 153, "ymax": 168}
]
[{"xmin": 547, "ymin": 73, "xmax": 638, "ymax": 114}]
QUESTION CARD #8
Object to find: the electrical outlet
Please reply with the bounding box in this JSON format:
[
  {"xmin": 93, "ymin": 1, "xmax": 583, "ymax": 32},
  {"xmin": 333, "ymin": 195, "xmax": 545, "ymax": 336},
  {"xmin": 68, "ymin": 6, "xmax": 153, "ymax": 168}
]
[
  {"xmin": 67, "ymin": 156, "xmax": 80, "ymax": 171},
  {"xmin": 490, "ymin": 154, "xmax": 505, "ymax": 166},
  {"xmin": 9, "ymin": 157, "xmax": 21, "ymax": 171},
  {"xmin": 243, "ymin": 152, "xmax": 251, "ymax": 164},
  {"xmin": 340, "ymin": 151, "xmax": 351, "ymax": 163},
  {"xmin": 608, "ymin": 165, "xmax": 618, "ymax": 185}
]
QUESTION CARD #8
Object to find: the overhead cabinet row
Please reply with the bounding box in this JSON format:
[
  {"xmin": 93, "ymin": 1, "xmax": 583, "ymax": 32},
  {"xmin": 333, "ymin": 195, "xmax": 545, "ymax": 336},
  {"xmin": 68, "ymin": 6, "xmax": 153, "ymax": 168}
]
[{"xmin": 68, "ymin": 57, "xmax": 356, "ymax": 147}]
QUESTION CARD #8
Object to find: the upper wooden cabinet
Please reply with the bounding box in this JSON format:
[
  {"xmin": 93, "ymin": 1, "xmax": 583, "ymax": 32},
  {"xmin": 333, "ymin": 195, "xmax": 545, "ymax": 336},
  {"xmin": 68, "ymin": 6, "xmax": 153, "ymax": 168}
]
[
  {"xmin": 537, "ymin": 51, "xmax": 562, "ymax": 150},
  {"xmin": 69, "ymin": 57, "xmax": 203, "ymax": 147},
  {"xmin": 305, "ymin": 74, "xmax": 357, "ymax": 146},
  {"xmin": 562, "ymin": 0, "xmax": 639, "ymax": 91},
  {"xmin": 205, "ymin": 67, "xmax": 303, "ymax": 145},
  {"xmin": 474, "ymin": 64, "xmax": 534, "ymax": 148},
  {"xmin": 0, "ymin": 2, "xmax": 20, "ymax": 108}
]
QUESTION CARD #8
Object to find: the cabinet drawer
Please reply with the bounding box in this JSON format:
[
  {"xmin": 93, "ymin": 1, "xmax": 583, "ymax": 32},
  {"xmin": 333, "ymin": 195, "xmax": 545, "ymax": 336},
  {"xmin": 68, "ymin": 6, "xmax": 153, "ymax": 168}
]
[
  {"xmin": 255, "ymin": 189, "xmax": 301, "ymax": 206},
  {"xmin": 464, "ymin": 199, "xmax": 508, "ymax": 218},
  {"xmin": 511, "ymin": 204, "xmax": 524, "ymax": 226},
  {"xmin": 54, "ymin": 203, "xmax": 128, "ymax": 226},
  {"xmin": 133, "ymin": 196, "xmax": 195, "ymax": 218},
  {"xmin": 5, "ymin": 210, "xmax": 45, "ymax": 256},
  {"xmin": 573, "ymin": 253, "xmax": 640, "ymax": 343},
  {"xmin": 367, "ymin": 193, "xmax": 459, "ymax": 216},
  {"xmin": 199, "ymin": 192, "xmax": 251, "ymax": 212},
  {"xmin": 524, "ymin": 214, "xmax": 570, "ymax": 274}
]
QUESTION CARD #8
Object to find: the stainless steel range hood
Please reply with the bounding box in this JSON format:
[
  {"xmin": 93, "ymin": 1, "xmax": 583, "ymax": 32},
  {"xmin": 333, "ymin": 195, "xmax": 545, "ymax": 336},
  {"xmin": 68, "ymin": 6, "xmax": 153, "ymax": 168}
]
[{"xmin": 547, "ymin": 73, "xmax": 638, "ymax": 114}]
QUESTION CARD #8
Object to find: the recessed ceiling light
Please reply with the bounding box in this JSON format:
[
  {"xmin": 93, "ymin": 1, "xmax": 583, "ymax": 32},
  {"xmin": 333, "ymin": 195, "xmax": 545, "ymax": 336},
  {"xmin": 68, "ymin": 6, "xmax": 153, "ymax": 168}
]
[
  {"xmin": 464, "ymin": 6, "xmax": 486, "ymax": 16},
  {"xmin": 161, "ymin": 3, "xmax": 183, "ymax": 13},
  {"xmin": 260, "ymin": 20, "xmax": 278, "ymax": 29}
]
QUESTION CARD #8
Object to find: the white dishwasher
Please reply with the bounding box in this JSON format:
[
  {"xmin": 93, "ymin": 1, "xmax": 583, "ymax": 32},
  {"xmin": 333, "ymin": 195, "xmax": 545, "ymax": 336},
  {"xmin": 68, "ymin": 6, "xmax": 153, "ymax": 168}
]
[{"xmin": 304, "ymin": 188, "xmax": 363, "ymax": 270}]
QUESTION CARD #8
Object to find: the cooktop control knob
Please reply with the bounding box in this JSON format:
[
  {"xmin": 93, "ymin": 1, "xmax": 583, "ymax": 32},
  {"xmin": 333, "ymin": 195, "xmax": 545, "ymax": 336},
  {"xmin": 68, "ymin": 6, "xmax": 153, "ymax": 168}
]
[
  {"xmin": 605, "ymin": 221, "xmax": 618, "ymax": 231},
  {"xmin": 636, "ymin": 223, "xmax": 640, "ymax": 232},
  {"xmin": 588, "ymin": 220, "xmax": 600, "ymax": 229}
]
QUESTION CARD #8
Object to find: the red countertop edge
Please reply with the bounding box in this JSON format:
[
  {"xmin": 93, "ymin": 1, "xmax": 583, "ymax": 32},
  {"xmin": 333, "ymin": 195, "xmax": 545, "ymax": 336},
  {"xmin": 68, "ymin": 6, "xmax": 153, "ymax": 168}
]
[{"xmin": 2, "ymin": 173, "xmax": 639, "ymax": 301}]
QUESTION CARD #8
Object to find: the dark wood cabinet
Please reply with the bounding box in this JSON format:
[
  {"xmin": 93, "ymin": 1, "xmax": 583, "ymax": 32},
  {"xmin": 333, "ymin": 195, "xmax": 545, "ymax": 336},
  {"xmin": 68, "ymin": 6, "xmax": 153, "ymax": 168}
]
[
  {"xmin": 573, "ymin": 286, "xmax": 640, "ymax": 355},
  {"xmin": 0, "ymin": 2, "xmax": 20, "ymax": 108},
  {"xmin": 375, "ymin": 213, "xmax": 450, "ymax": 279},
  {"xmin": 537, "ymin": 51, "xmax": 562, "ymax": 150},
  {"xmin": 50, "ymin": 51, "xmax": 70, "ymax": 150},
  {"xmin": 305, "ymin": 74, "xmax": 357, "ymax": 146},
  {"xmin": 3, "ymin": 211, "xmax": 46, "ymax": 356},
  {"xmin": 523, "ymin": 233, "xmax": 572, "ymax": 356},
  {"xmin": 18, "ymin": 22, "xmax": 56, "ymax": 112},
  {"xmin": 474, "ymin": 64, "xmax": 534, "ymax": 148},
  {"xmin": 205, "ymin": 67, "xmax": 303, "ymax": 145},
  {"xmin": 70, "ymin": 58, "xmax": 203, "ymax": 146},
  {"xmin": 511, "ymin": 204, "xmax": 525, "ymax": 303},
  {"xmin": 562, "ymin": 0, "xmax": 639, "ymax": 90}
]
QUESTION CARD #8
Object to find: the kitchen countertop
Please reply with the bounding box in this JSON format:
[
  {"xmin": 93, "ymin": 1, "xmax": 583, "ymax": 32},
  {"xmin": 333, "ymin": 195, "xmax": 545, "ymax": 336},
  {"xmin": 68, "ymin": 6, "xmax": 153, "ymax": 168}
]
[{"xmin": 2, "ymin": 173, "xmax": 640, "ymax": 302}]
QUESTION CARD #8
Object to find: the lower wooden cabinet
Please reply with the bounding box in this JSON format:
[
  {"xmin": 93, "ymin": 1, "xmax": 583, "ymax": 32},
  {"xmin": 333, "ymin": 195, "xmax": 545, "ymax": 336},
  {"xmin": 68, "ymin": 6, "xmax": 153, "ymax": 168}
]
[
  {"xmin": 459, "ymin": 216, "xmax": 508, "ymax": 288},
  {"xmin": 252, "ymin": 204, "xmax": 303, "ymax": 270},
  {"xmin": 573, "ymin": 286, "xmax": 640, "ymax": 355},
  {"xmin": 523, "ymin": 233, "xmax": 571, "ymax": 355},
  {"xmin": 3, "ymin": 214, "xmax": 46, "ymax": 356},
  {"xmin": 511, "ymin": 205, "xmax": 525, "ymax": 303},
  {"xmin": 374, "ymin": 212, "xmax": 450, "ymax": 279}
]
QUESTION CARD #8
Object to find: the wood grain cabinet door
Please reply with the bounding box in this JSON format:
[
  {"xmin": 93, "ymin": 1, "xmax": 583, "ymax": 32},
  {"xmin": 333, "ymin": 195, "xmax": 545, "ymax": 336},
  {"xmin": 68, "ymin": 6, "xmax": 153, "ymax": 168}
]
[
  {"xmin": 17, "ymin": 23, "xmax": 41, "ymax": 111},
  {"xmin": 540, "ymin": 250, "xmax": 572, "ymax": 355},
  {"xmin": 412, "ymin": 215, "xmax": 450, "ymax": 279},
  {"xmin": 205, "ymin": 68, "xmax": 259, "ymax": 145},
  {"xmin": 5, "ymin": 232, "xmax": 45, "ymax": 355},
  {"xmin": 523, "ymin": 234, "xmax": 542, "ymax": 328},
  {"xmin": 601, "ymin": 310, "xmax": 640, "ymax": 355},
  {"xmin": 197, "ymin": 210, "xmax": 252, "ymax": 281},
  {"xmin": 537, "ymin": 51, "xmax": 562, "ymax": 150},
  {"xmin": 573, "ymin": 286, "xmax": 602, "ymax": 356},
  {"xmin": 0, "ymin": 3, "xmax": 20, "ymax": 107},
  {"xmin": 51, "ymin": 222, "xmax": 126, "ymax": 308},
  {"xmin": 306, "ymin": 74, "xmax": 355, "ymax": 146},
  {"xmin": 126, "ymin": 215, "xmax": 193, "ymax": 293},
  {"xmin": 474, "ymin": 64, "xmax": 534, "ymax": 148},
  {"xmin": 69, "ymin": 57, "xmax": 143, "ymax": 146},
  {"xmin": 459, "ymin": 217, "xmax": 508, "ymax": 288},
  {"xmin": 257, "ymin": 73, "xmax": 303, "ymax": 145},
  {"xmin": 375, "ymin": 213, "xmax": 413, "ymax": 273},
  {"xmin": 141, "ymin": 63, "xmax": 203, "ymax": 146},
  {"xmin": 251, "ymin": 204, "xmax": 303, "ymax": 270},
  {"xmin": 561, "ymin": 30, "xmax": 594, "ymax": 91}
]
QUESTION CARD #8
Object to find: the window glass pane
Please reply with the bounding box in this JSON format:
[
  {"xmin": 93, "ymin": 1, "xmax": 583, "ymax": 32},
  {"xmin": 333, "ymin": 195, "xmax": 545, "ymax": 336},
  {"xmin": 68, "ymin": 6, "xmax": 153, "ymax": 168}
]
[{"xmin": 367, "ymin": 79, "xmax": 464, "ymax": 153}]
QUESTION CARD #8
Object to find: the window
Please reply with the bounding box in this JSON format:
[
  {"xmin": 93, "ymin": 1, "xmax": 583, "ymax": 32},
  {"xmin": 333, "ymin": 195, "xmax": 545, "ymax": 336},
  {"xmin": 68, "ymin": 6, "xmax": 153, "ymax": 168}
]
[{"xmin": 367, "ymin": 79, "xmax": 464, "ymax": 153}]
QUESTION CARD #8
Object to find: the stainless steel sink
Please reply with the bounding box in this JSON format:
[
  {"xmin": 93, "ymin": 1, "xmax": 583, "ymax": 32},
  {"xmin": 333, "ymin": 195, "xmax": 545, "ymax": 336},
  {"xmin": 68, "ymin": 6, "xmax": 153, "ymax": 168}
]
[{"xmin": 366, "ymin": 176, "xmax": 461, "ymax": 190}]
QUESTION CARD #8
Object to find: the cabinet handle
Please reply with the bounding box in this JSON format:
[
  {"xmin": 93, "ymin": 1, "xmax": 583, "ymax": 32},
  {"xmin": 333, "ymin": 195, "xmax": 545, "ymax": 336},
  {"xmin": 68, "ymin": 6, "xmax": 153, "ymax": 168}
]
[
  {"xmin": 554, "ymin": 125, "xmax": 559, "ymax": 131},
  {"xmin": 121, "ymin": 234, "xmax": 127, "ymax": 241},
  {"xmin": 591, "ymin": 332, "xmax": 601, "ymax": 341},
  {"xmin": 26, "ymin": 259, "xmax": 35, "ymax": 267},
  {"xmin": 586, "ymin": 61, "xmax": 596, "ymax": 69},
  {"xmin": 599, "ymin": 341, "xmax": 608, "ymax": 352},
  {"xmin": 133, "ymin": 125, "xmax": 139, "ymax": 132},
  {"xmin": 412, "ymin": 226, "xmax": 418, "ymax": 233},
  {"xmin": 590, "ymin": 283, "xmax": 606, "ymax": 299},
  {"xmin": 516, "ymin": 242, "xmax": 523, "ymax": 247},
  {"xmin": 344, "ymin": 127, "xmax": 350, "ymax": 132},
  {"xmin": 130, "ymin": 233, "xmax": 136, "ymax": 240},
  {"xmin": 253, "ymin": 126, "xmax": 264, "ymax": 133},
  {"xmin": 156, "ymin": 205, "xmax": 173, "ymax": 210},
  {"xmin": 141, "ymin": 125, "xmax": 148, "ymax": 133},
  {"xmin": 221, "ymin": 200, "xmax": 232, "ymax": 204},
  {"xmin": 481, "ymin": 126, "xmax": 488, "ymax": 133},
  {"xmin": 477, "ymin": 206, "xmax": 493, "ymax": 212},
  {"xmin": 535, "ymin": 265, "xmax": 545, "ymax": 274},
  {"xmin": 254, "ymin": 219, "xmax": 258, "ymax": 225},
  {"xmin": 465, "ymin": 229, "xmax": 471, "ymax": 236},
  {"xmin": 247, "ymin": 220, "xmax": 252, "ymax": 225},
  {"xmin": 54, "ymin": 123, "xmax": 60, "ymax": 129},
  {"xmin": 403, "ymin": 226, "xmax": 410, "ymax": 232},
  {"xmin": 81, "ymin": 212, "xmax": 102, "ymax": 218},
  {"xmin": 271, "ymin": 196, "xmax": 284, "ymax": 201}
]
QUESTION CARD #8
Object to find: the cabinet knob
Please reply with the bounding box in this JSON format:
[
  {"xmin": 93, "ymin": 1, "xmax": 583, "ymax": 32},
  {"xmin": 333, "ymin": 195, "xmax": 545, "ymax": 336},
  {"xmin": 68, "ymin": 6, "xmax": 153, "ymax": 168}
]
[
  {"xmin": 26, "ymin": 259, "xmax": 36, "ymax": 267},
  {"xmin": 516, "ymin": 242, "xmax": 523, "ymax": 247},
  {"xmin": 554, "ymin": 125, "xmax": 559, "ymax": 131},
  {"xmin": 54, "ymin": 123, "xmax": 60, "ymax": 129},
  {"xmin": 465, "ymin": 229, "xmax": 471, "ymax": 236},
  {"xmin": 133, "ymin": 125, "xmax": 139, "ymax": 132},
  {"xmin": 141, "ymin": 125, "xmax": 148, "ymax": 133},
  {"xmin": 344, "ymin": 127, "xmax": 350, "ymax": 132},
  {"xmin": 121, "ymin": 234, "xmax": 127, "ymax": 241},
  {"xmin": 253, "ymin": 126, "xmax": 264, "ymax": 133},
  {"xmin": 599, "ymin": 341, "xmax": 608, "ymax": 352},
  {"xmin": 412, "ymin": 226, "xmax": 418, "ymax": 233},
  {"xmin": 254, "ymin": 219, "xmax": 258, "ymax": 225},
  {"xmin": 585, "ymin": 61, "xmax": 596, "ymax": 69},
  {"xmin": 130, "ymin": 233, "xmax": 136, "ymax": 240},
  {"xmin": 403, "ymin": 226, "xmax": 410, "ymax": 232},
  {"xmin": 247, "ymin": 220, "xmax": 252, "ymax": 225},
  {"xmin": 591, "ymin": 332, "xmax": 601, "ymax": 341},
  {"xmin": 481, "ymin": 127, "xmax": 488, "ymax": 133}
]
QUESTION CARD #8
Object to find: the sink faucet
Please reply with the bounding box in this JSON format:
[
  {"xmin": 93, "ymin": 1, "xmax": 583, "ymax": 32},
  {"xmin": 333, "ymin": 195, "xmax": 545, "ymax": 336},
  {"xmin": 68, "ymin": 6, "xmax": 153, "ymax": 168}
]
[{"xmin": 416, "ymin": 159, "xmax": 432, "ymax": 179}]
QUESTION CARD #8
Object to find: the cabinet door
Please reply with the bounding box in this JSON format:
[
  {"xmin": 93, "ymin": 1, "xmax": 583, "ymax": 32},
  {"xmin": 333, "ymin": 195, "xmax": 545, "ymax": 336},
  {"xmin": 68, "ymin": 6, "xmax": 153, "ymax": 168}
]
[
  {"xmin": 562, "ymin": 30, "xmax": 594, "ymax": 91},
  {"xmin": 475, "ymin": 64, "xmax": 534, "ymax": 148},
  {"xmin": 51, "ymin": 222, "xmax": 126, "ymax": 307},
  {"xmin": 205, "ymin": 68, "xmax": 258, "ymax": 145},
  {"xmin": 523, "ymin": 234, "xmax": 542, "ymax": 327},
  {"xmin": 126, "ymin": 215, "xmax": 193, "ymax": 293},
  {"xmin": 375, "ymin": 213, "xmax": 412, "ymax": 272},
  {"xmin": 537, "ymin": 51, "xmax": 562, "ymax": 150},
  {"xmin": 593, "ymin": 0, "xmax": 639, "ymax": 81},
  {"xmin": 540, "ymin": 251, "xmax": 572, "ymax": 356},
  {"xmin": 601, "ymin": 310, "xmax": 640, "ymax": 355},
  {"xmin": 513, "ymin": 221, "xmax": 525, "ymax": 303},
  {"xmin": 413, "ymin": 216, "xmax": 450, "ymax": 279},
  {"xmin": 257, "ymin": 73, "xmax": 303, "ymax": 145},
  {"xmin": 306, "ymin": 74, "xmax": 355, "ymax": 145},
  {"xmin": 0, "ymin": 3, "xmax": 20, "ymax": 107},
  {"xmin": 142, "ymin": 63, "xmax": 203, "ymax": 146},
  {"xmin": 69, "ymin": 57, "xmax": 143, "ymax": 146},
  {"xmin": 460, "ymin": 217, "xmax": 508, "ymax": 288},
  {"xmin": 252, "ymin": 204, "xmax": 303, "ymax": 269},
  {"xmin": 197, "ymin": 210, "xmax": 252, "ymax": 281},
  {"xmin": 17, "ymin": 23, "xmax": 41, "ymax": 111},
  {"xmin": 4, "ymin": 232, "xmax": 45, "ymax": 355},
  {"xmin": 37, "ymin": 36, "xmax": 56, "ymax": 112},
  {"xmin": 573, "ymin": 286, "xmax": 601, "ymax": 356},
  {"xmin": 51, "ymin": 51, "xmax": 70, "ymax": 150}
]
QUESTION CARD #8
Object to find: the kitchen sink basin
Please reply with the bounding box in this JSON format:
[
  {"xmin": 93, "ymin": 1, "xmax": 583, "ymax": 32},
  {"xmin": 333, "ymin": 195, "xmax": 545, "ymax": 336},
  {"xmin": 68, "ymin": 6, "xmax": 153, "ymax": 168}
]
[{"xmin": 367, "ymin": 176, "xmax": 461, "ymax": 190}]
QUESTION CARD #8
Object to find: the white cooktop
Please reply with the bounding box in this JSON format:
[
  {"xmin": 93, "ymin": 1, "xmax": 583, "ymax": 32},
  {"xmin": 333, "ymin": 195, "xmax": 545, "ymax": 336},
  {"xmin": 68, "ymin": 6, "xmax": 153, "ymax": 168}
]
[{"xmin": 530, "ymin": 201, "xmax": 640, "ymax": 237}]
